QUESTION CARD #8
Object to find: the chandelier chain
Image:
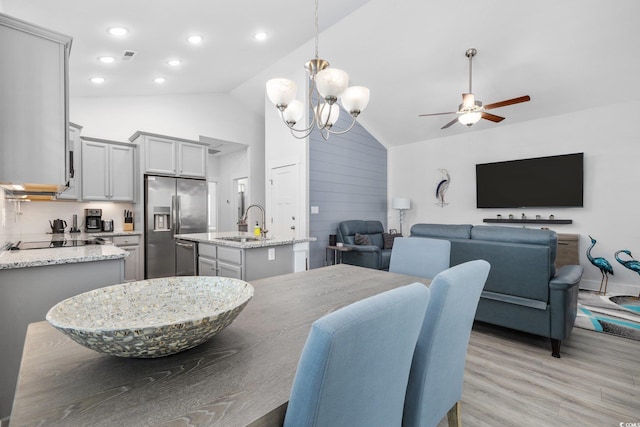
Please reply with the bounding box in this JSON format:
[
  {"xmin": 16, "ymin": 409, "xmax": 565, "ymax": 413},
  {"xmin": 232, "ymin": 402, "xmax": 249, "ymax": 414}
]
[{"xmin": 314, "ymin": 0, "xmax": 319, "ymax": 58}]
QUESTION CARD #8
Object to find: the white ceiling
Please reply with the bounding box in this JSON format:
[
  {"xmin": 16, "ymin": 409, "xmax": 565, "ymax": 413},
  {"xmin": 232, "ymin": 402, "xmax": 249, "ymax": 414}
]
[{"xmin": 3, "ymin": 0, "xmax": 640, "ymax": 147}]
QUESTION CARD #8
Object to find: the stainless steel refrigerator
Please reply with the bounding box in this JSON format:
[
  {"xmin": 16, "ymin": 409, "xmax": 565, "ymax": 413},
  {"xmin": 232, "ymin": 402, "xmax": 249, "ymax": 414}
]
[{"xmin": 145, "ymin": 175, "xmax": 207, "ymax": 278}]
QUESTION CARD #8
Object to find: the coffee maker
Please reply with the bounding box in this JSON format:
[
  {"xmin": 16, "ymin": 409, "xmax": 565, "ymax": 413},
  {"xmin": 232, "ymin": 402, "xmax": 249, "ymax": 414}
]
[{"xmin": 85, "ymin": 208, "xmax": 102, "ymax": 233}]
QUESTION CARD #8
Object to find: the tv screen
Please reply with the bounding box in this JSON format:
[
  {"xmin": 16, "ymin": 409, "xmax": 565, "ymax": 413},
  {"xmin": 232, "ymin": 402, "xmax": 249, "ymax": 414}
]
[{"xmin": 476, "ymin": 153, "xmax": 584, "ymax": 208}]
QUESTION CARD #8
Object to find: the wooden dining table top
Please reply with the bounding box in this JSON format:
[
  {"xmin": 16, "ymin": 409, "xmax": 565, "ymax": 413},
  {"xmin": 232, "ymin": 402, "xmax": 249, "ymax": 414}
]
[{"xmin": 9, "ymin": 264, "xmax": 430, "ymax": 427}]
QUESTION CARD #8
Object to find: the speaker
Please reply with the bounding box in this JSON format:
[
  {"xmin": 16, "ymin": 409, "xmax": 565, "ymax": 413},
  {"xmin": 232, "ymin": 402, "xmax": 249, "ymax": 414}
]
[{"xmin": 329, "ymin": 234, "xmax": 337, "ymax": 246}]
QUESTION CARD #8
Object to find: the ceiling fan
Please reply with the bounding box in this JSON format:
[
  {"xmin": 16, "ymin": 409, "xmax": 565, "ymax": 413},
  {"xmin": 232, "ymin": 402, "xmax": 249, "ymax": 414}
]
[{"xmin": 419, "ymin": 48, "xmax": 530, "ymax": 129}]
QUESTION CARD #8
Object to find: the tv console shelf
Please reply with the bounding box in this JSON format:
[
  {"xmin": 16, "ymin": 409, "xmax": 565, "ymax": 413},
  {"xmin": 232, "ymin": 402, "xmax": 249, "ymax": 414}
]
[{"xmin": 483, "ymin": 218, "xmax": 573, "ymax": 225}]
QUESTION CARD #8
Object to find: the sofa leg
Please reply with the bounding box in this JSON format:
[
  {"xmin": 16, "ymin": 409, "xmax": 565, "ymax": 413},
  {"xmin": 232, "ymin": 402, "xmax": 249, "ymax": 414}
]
[{"xmin": 550, "ymin": 338, "xmax": 561, "ymax": 358}]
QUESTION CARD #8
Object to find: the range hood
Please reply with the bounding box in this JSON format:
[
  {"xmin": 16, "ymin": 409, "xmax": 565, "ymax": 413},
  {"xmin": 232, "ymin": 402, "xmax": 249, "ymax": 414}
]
[{"xmin": 0, "ymin": 13, "xmax": 72, "ymax": 201}]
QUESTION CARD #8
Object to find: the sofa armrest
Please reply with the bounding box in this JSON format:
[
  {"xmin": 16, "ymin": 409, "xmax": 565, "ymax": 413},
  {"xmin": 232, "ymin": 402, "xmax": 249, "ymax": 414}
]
[
  {"xmin": 549, "ymin": 265, "xmax": 583, "ymax": 290},
  {"xmin": 549, "ymin": 264, "xmax": 583, "ymax": 340},
  {"xmin": 345, "ymin": 244, "xmax": 380, "ymax": 253}
]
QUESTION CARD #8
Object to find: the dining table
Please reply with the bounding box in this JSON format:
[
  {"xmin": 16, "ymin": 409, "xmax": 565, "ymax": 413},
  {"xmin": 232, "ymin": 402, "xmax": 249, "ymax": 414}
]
[{"xmin": 9, "ymin": 264, "xmax": 430, "ymax": 427}]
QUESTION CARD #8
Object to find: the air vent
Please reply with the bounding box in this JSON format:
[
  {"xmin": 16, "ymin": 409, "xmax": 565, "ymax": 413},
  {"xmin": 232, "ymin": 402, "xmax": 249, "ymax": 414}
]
[{"xmin": 122, "ymin": 51, "xmax": 136, "ymax": 61}]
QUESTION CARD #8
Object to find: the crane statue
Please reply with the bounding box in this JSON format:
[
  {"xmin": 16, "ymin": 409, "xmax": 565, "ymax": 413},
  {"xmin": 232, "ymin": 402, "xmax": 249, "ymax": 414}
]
[
  {"xmin": 435, "ymin": 169, "xmax": 450, "ymax": 207},
  {"xmin": 587, "ymin": 235, "xmax": 614, "ymax": 295},
  {"xmin": 615, "ymin": 250, "xmax": 640, "ymax": 298}
]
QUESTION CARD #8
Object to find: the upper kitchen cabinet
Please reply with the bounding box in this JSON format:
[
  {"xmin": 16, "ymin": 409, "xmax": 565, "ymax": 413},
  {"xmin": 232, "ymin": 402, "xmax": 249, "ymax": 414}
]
[
  {"xmin": 130, "ymin": 132, "xmax": 207, "ymax": 178},
  {"xmin": 57, "ymin": 122, "xmax": 83, "ymax": 200},
  {"xmin": 81, "ymin": 137, "xmax": 135, "ymax": 202},
  {"xmin": 0, "ymin": 14, "xmax": 71, "ymax": 192}
]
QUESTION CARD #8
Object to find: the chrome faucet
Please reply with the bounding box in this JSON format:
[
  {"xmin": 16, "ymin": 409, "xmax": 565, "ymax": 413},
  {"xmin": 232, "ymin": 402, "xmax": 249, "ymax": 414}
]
[{"xmin": 241, "ymin": 204, "xmax": 269, "ymax": 239}]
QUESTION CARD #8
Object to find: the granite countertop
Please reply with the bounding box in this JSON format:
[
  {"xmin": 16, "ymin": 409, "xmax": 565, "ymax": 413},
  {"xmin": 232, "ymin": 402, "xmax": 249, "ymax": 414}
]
[
  {"xmin": 0, "ymin": 232, "xmax": 133, "ymax": 270},
  {"xmin": 175, "ymin": 231, "xmax": 315, "ymax": 248}
]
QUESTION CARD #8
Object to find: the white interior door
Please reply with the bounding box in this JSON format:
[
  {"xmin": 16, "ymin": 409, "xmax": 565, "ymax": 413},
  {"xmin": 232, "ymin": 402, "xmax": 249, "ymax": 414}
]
[{"xmin": 270, "ymin": 164, "xmax": 299, "ymax": 239}]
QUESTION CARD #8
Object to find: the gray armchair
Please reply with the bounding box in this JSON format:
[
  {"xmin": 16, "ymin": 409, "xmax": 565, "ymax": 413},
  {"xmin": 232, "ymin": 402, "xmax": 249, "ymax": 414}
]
[{"xmin": 337, "ymin": 220, "xmax": 391, "ymax": 270}]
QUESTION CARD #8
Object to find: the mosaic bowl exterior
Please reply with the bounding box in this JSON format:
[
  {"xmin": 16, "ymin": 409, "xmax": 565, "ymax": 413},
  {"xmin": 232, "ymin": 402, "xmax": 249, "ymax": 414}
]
[{"xmin": 46, "ymin": 276, "xmax": 254, "ymax": 358}]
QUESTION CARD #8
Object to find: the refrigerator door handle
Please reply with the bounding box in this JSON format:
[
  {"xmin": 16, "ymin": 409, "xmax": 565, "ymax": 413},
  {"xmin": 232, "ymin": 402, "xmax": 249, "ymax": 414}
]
[
  {"xmin": 171, "ymin": 195, "xmax": 177, "ymax": 232},
  {"xmin": 176, "ymin": 195, "xmax": 182, "ymax": 235}
]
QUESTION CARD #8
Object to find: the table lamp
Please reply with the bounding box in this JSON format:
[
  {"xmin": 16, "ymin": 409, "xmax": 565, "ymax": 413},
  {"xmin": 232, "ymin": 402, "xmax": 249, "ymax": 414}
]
[{"xmin": 392, "ymin": 197, "xmax": 411, "ymax": 235}]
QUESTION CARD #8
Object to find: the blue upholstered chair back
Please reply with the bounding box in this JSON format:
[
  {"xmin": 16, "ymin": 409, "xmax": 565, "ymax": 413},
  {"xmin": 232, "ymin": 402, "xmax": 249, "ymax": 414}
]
[
  {"xmin": 403, "ymin": 260, "xmax": 491, "ymax": 427},
  {"xmin": 284, "ymin": 283, "xmax": 431, "ymax": 427},
  {"xmin": 389, "ymin": 237, "xmax": 451, "ymax": 279}
]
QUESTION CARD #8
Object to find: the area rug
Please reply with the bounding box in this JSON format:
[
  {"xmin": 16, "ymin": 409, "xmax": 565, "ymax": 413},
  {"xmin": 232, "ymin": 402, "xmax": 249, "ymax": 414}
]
[{"xmin": 576, "ymin": 290, "xmax": 640, "ymax": 341}]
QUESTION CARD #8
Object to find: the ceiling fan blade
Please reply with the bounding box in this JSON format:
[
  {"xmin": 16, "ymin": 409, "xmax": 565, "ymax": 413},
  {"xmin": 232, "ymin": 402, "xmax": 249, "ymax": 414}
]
[
  {"xmin": 418, "ymin": 111, "xmax": 457, "ymax": 117},
  {"xmin": 441, "ymin": 118, "xmax": 459, "ymax": 129},
  {"xmin": 484, "ymin": 95, "xmax": 531, "ymax": 110},
  {"xmin": 481, "ymin": 112, "xmax": 505, "ymax": 123}
]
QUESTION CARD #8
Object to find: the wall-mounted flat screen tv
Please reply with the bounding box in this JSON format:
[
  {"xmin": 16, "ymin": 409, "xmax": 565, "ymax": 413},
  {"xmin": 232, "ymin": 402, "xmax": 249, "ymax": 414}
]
[{"xmin": 476, "ymin": 152, "xmax": 584, "ymax": 208}]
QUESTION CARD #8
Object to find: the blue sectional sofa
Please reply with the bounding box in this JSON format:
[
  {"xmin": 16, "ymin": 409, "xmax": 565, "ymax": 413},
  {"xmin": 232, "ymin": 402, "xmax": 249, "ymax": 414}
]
[{"xmin": 410, "ymin": 223, "xmax": 584, "ymax": 357}]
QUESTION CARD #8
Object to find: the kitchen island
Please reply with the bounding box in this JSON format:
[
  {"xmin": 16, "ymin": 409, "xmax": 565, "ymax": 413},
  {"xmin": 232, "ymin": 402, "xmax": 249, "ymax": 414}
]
[
  {"xmin": 9, "ymin": 265, "xmax": 429, "ymax": 427},
  {"xmin": 0, "ymin": 235, "xmax": 129, "ymax": 419},
  {"xmin": 175, "ymin": 231, "xmax": 314, "ymax": 281}
]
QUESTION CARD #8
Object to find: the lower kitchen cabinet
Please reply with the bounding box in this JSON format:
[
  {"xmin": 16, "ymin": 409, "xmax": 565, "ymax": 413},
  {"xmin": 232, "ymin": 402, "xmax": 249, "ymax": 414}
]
[
  {"xmin": 197, "ymin": 243, "xmax": 293, "ymax": 281},
  {"xmin": 112, "ymin": 235, "xmax": 141, "ymax": 282}
]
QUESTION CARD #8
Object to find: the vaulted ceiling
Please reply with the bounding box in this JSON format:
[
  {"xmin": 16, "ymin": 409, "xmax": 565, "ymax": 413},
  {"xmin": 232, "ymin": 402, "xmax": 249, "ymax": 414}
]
[{"xmin": 4, "ymin": 0, "xmax": 639, "ymax": 147}]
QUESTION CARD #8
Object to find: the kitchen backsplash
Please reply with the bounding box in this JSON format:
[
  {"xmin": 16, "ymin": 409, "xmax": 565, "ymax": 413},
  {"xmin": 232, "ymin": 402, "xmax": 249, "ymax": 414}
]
[
  {"xmin": 4, "ymin": 198, "xmax": 134, "ymax": 238},
  {"xmin": 0, "ymin": 189, "xmax": 12, "ymax": 249}
]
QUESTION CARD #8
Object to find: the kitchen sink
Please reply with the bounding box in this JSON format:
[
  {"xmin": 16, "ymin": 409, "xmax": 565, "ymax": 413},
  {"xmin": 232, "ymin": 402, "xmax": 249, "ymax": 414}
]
[{"xmin": 216, "ymin": 236, "xmax": 262, "ymax": 243}]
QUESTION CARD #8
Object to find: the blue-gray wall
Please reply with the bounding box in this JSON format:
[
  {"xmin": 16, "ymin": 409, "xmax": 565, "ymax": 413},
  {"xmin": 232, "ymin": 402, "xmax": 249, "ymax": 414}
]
[{"xmin": 308, "ymin": 112, "xmax": 387, "ymax": 269}]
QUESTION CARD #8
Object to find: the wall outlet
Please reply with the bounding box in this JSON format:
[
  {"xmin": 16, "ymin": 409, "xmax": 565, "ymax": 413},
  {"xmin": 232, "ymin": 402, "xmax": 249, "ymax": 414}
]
[{"xmin": 268, "ymin": 247, "xmax": 276, "ymax": 261}]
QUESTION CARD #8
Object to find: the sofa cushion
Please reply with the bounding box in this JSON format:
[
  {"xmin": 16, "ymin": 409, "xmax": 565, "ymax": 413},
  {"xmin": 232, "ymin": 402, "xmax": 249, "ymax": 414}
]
[
  {"xmin": 410, "ymin": 223, "xmax": 473, "ymax": 239},
  {"xmin": 470, "ymin": 225, "xmax": 557, "ymax": 277},
  {"xmin": 355, "ymin": 233, "xmax": 371, "ymax": 245}
]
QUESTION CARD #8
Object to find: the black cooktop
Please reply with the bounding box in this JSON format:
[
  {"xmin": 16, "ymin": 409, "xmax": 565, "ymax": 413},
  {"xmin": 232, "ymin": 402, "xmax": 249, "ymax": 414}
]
[{"xmin": 9, "ymin": 238, "xmax": 106, "ymax": 250}]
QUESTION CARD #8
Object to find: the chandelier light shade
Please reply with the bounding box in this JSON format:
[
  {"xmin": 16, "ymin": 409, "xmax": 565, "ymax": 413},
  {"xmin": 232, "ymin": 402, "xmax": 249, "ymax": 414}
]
[
  {"xmin": 341, "ymin": 86, "xmax": 370, "ymax": 116},
  {"xmin": 265, "ymin": 0, "xmax": 370, "ymax": 141},
  {"xmin": 266, "ymin": 78, "xmax": 298, "ymax": 108}
]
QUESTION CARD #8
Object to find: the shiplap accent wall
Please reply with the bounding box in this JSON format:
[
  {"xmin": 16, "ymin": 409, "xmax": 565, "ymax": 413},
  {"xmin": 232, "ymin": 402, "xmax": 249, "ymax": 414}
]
[{"xmin": 308, "ymin": 114, "xmax": 387, "ymax": 269}]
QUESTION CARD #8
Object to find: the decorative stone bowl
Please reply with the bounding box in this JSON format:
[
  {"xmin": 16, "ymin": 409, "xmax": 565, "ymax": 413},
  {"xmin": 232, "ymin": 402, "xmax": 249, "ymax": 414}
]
[{"xmin": 46, "ymin": 276, "xmax": 254, "ymax": 358}]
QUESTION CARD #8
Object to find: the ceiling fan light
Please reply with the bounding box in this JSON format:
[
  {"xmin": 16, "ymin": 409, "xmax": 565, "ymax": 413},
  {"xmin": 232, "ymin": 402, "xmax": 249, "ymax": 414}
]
[
  {"xmin": 458, "ymin": 112, "xmax": 482, "ymax": 126},
  {"xmin": 282, "ymin": 99, "xmax": 304, "ymax": 125},
  {"xmin": 266, "ymin": 78, "xmax": 297, "ymax": 109},
  {"xmin": 316, "ymin": 68, "xmax": 349, "ymax": 103},
  {"xmin": 315, "ymin": 102, "xmax": 340, "ymax": 127},
  {"xmin": 341, "ymin": 86, "xmax": 370, "ymax": 116}
]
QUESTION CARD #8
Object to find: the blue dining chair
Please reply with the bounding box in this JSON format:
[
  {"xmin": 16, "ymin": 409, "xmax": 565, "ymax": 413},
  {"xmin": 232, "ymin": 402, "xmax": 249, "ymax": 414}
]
[
  {"xmin": 389, "ymin": 237, "xmax": 451, "ymax": 279},
  {"xmin": 403, "ymin": 260, "xmax": 490, "ymax": 427},
  {"xmin": 284, "ymin": 282, "xmax": 431, "ymax": 427}
]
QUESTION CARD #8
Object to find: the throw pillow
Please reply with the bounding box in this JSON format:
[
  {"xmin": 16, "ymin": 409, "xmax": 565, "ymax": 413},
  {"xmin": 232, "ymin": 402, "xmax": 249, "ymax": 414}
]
[
  {"xmin": 355, "ymin": 233, "xmax": 371, "ymax": 245},
  {"xmin": 383, "ymin": 232, "xmax": 402, "ymax": 249}
]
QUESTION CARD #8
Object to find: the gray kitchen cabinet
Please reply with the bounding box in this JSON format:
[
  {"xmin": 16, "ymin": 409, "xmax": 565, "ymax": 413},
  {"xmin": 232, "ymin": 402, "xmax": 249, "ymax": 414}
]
[
  {"xmin": 57, "ymin": 122, "xmax": 83, "ymax": 200},
  {"xmin": 130, "ymin": 131, "xmax": 207, "ymax": 178},
  {"xmin": 197, "ymin": 242, "xmax": 294, "ymax": 281},
  {"xmin": 0, "ymin": 14, "xmax": 72, "ymax": 190},
  {"xmin": 113, "ymin": 235, "xmax": 142, "ymax": 282},
  {"xmin": 81, "ymin": 137, "xmax": 135, "ymax": 202}
]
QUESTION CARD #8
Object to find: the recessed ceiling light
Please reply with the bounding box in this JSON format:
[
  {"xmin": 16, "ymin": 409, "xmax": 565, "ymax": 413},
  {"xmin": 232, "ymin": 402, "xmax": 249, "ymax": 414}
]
[
  {"xmin": 90, "ymin": 77, "xmax": 105, "ymax": 84},
  {"xmin": 167, "ymin": 59, "xmax": 182, "ymax": 67},
  {"xmin": 154, "ymin": 77, "xmax": 166, "ymax": 84},
  {"xmin": 254, "ymin": 32, "xmax": 268, "ymax": 41},
  {"xmin": 187, "ymin": 35, "xmax": 203, "ymax": 44},
  {"xmin": 107, "ymin": 27, "xmax": 128, "ymax": 37},
  {"xmin": 98, "ymin": 56, "xmax": 116, "ymax": 64}
]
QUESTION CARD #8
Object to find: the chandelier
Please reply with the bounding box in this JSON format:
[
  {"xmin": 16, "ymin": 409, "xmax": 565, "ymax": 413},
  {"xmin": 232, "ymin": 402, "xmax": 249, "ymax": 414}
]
[{"xmin": 265, "ymin": 0, "xmax": 370, "ymax": 141}]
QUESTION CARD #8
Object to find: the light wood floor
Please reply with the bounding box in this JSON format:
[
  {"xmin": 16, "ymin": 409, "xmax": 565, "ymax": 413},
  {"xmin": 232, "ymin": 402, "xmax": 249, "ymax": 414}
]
[{"xmin": 439, "ymin": 323, "xmax": 640, "ymax": 426}]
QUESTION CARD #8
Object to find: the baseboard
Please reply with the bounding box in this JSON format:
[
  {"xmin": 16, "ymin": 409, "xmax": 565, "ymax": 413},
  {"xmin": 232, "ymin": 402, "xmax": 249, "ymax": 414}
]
[{"xmin": 580, "ymin": 278, "xmax": 640, "ymax": 295}]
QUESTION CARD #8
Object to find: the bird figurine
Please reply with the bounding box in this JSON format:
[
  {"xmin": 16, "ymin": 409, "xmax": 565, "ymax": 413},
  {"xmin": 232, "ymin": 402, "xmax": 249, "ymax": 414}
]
[
  {"xmin": 614, "ymin": 250, "xmax": 640, "ymax": 298},
  {"xmin": 435, "ymin": 169, "xmax": 450, "ymax": 207},
  {"xmin": 587, "ymin": 235, "xmax": 614, "ymax": 294}
]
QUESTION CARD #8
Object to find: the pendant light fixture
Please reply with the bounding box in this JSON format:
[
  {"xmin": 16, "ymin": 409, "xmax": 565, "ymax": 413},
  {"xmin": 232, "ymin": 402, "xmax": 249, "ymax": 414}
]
[{"xmin": 266, "ymin": 0, "xmax": 370, "ymax": 141}]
